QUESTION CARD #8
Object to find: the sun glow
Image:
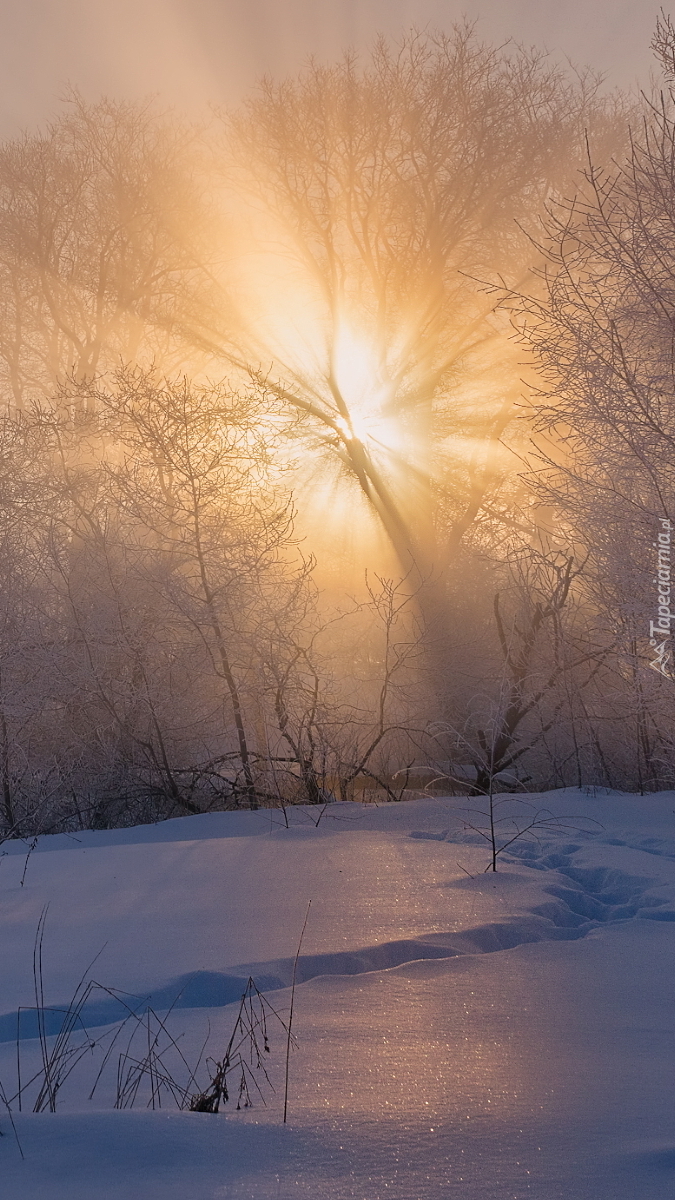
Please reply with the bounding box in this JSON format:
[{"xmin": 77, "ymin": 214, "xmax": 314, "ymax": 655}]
[
  {"xmin": 333, "ymin": 323, "xmax": 375, "ymax": 409},
  {"xmin": 331, "ymin": 322, "xmax": 401, "ymax": 453},
  {"xmin": 217, "ymin": 208, "xmax": 434, "ymax": 573}
]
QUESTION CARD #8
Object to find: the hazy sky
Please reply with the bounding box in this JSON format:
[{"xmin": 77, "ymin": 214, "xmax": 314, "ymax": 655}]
[{"xmin": 0, "ymin": 0, "xmax": 662, "ymax": 136}]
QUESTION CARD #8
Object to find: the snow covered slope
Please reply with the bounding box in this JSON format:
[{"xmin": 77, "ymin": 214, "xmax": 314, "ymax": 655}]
[{"xmin": 0, "ymin": 790, "xmax": 673, "ymax": 1198}]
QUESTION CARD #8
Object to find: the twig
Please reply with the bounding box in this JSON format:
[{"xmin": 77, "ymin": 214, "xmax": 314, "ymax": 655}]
[
  {"xmin": 456, "ymin": 861, "xmax": 475, "ymax": 878},
  {"xmin": 20, "ymin": 838, "xmax": 38, "ymax": 887},
  {"xmin": 0, "ymin": 1077, "xmax": 23, "ymax": 1159},
  {"xmin": 283, "ymin": 900, "xmax": 311, "ymax": 1124}
]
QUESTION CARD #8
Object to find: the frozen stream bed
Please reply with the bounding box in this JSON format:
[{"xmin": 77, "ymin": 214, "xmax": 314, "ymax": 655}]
[{"xmin": 0, "ymin": 789, "xmax": 673, "ymax": 1198}]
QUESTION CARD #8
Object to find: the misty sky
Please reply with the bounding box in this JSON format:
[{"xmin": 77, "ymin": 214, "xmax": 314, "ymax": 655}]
[{"xmin": 0, "ymin": 0, "xmax": 662, "ymax": 136}]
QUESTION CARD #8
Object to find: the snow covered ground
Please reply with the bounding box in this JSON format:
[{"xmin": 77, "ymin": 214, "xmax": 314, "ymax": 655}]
[{"xmin": 0, "ymin": 789, "xmax": 673, "ymax": 1198}]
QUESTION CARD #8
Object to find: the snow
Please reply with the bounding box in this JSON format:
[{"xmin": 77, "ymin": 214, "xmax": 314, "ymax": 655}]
[{"xmin": 0, "ymin": 789, "xmax": 673, "ymax": 1198}]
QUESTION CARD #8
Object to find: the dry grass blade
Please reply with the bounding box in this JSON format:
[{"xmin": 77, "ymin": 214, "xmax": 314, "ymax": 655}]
[
  {"xmin": 189, "ymin": 978, "xmax": 289, "ymax": 1114},
  {"xmin": 284, "ymin": 900, "xmax": 311, "ymax": 1124}
]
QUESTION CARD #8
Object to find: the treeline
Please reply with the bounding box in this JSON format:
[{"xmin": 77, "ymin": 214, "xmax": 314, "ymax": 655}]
[
  {"xmin": 0, "ymin": 371, "xmax": 434, "ymax": 832},
  {"xmin": 1, "ymin": 21, "xmax": 675, "ymax": 835}
]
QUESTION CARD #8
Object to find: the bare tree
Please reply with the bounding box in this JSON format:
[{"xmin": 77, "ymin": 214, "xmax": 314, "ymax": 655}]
[
  {"xmin": 0, "ymin": 94, "xmax": 218, "ymax": 409},
  {"xmin": 420, "ymin": 541, "xmax": 613, "ymax": 793},
  {"xmin": 71, "ymin": 370, "xmax": 304, "ymax": 810},
  {"xmin": 259, "ymin": 571, "xmax": 424, "ymax": 805},
  {"xmin": 0, "ymin": 414, "xmax": 57, "ymax": 831},
  {"xmin": 222, "ymin": 25, "xmax": 626, "ymax": 586}
]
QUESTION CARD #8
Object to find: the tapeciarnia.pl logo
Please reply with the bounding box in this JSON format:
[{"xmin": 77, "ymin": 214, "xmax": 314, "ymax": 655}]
[{"xmin": 649, "ymin": 517, "xmax": 674, "ymax": 679}]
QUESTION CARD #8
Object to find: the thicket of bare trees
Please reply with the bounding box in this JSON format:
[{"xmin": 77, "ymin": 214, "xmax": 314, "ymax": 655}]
[
  {"xmin": 517, "ymin": 11, "xmax": 675, "ymax": 792},
  {"xmin": 0, "ymin": 373, "xmax": 430, "ymax": 836},
  {"xmin": 1, "ymin": 20, "xmax": 675, "ymax": 836}
]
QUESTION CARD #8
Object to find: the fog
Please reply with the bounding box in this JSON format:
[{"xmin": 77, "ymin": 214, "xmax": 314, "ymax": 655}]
[
  {"xmin": 0, "ymin": 0, "xmax": 659, "ymax": 138},
  {"xmin": 0, "ymin": 10, "xmax": 671, "ymax": 833},
  {"xmin": 0, "ymin": 18, "xmax": 670, "ymax": 1200}
]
